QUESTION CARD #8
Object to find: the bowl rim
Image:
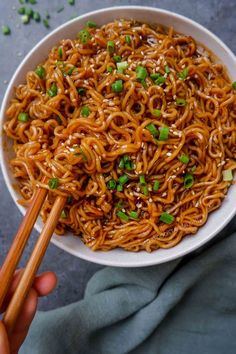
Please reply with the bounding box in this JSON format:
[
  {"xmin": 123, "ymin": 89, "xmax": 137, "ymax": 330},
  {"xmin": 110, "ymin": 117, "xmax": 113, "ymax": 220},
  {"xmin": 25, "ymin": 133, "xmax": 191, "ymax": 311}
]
[{"xmin": 1, "ymin": 5, "xmax": 236, "ymax": 267}]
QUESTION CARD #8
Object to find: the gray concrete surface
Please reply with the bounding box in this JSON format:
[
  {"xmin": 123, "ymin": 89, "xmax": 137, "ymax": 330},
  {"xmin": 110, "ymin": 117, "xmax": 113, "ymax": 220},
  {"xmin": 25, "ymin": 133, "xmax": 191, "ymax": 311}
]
[{"xmin": 0, "ymin": 0, "xmax": 236, "ymax": 310}]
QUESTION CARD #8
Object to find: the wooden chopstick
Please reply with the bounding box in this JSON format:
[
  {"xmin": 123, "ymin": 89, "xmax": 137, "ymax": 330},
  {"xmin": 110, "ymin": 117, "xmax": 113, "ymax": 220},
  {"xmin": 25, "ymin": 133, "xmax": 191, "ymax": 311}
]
[
  {"xmin": 3, "ymin": 195, "xmax": 66, "ymax": 334},
  {"xmin": 0, "ymin": 186, "xmax": 48, "ymax": 309}
]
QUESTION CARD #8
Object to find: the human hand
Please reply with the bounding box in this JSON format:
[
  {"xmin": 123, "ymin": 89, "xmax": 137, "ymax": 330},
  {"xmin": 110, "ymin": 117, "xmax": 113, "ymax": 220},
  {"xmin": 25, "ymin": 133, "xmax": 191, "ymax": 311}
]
[{"xmin": 0, "ymin": 270, "xmax": 57, "ymax": 354}]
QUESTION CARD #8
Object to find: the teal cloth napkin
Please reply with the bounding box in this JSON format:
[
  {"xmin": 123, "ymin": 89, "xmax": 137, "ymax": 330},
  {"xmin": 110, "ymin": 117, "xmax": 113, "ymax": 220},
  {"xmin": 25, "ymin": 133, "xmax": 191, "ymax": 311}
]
[{"xmin": 21, "ymin": 218, "xmax": 236, "ymax": 354}]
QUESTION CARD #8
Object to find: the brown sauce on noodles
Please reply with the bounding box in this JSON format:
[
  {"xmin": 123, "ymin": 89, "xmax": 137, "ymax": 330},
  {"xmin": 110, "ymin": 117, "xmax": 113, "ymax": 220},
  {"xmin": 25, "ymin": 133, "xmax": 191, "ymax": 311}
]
[{"xmin": 4, "ymin": 20, "xmax": 236, "ymax": 252}]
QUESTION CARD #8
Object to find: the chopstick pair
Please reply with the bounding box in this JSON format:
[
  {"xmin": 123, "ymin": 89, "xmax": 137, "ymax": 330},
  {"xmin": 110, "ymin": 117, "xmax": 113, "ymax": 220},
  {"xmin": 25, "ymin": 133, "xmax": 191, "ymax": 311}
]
[{"xmin": 0, "ymin": 181, "xmax": 66, "ymax": 334}]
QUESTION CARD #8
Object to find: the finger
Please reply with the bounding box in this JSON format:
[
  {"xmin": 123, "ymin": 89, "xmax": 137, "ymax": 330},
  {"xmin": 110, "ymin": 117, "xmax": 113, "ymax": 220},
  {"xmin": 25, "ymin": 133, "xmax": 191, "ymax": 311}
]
[
  {"xmin": 9, "ymin": 288, "xmax": 38, "ymax": 354},
  {"xmin": 0, "ymin": 321, "xmax": 10, "ymax": 354},
  {"xmin": 33, "ymin": 271, "xmax": 57, "ymax": 296},
  {"xmin": 0, "ymin": 270, "xmax": 23, "ymax": 313}
]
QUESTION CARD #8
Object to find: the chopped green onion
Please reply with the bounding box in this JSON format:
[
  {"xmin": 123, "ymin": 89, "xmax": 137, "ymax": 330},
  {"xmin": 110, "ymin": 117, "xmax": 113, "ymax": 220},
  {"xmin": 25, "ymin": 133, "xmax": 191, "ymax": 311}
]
[
  {"xmin": 2, "ymin": 25, "xmax": 11, "ymax": 35},
  {"xmin": 176, "ymin": 98, "xmax": 187, "ymax": 106},
  {"xmin": 153, "ymin": 109, "xmax": 161, "ymax": 117},
  {"xmin": 18, "ymin": 112, "xmax": 29, "ymax": 122},
  {"xmin": 107, "ymin": 40, "xmax": 115, "ymax": 53},
  {"xmin": 21, "ymin": 15, "xmax": 30, "ymax": 24},
  {"xmin": 153, "ymin": 180, "xmax": 160, "ymax": 191},
  {"xmin": 57, "ymin": 6, "xmax": 64, "ymax": 13},
  {"xmin": 67, "ymin": 66, "xmax": 76, "ymax": 75},
  {"xmin": 142, "ymin": 185, "xmax": 149, "ymax": 196},
  {"xmin": 35, "ymin": 66, "xmax": 46, "ymax": 79},
  {"xmin": 117, "ymin": 211, "xmax": 129, "ymax": 221},
  {"xmin": 136, "ymin": 66, "xmax": 148, "ymax": 81},
  {"xmin": 159, "ymin": 127, "xmax": 169, "ymax": 141},
  {"xmin": 146, "ymin": 123, "xmax": 158, "ymax": 138},
  {"xmin": 118, "ymin": 174, "xmax": 129, "ymax": 185},
  {"xmin": 183, "ymin": 173, "xmax": 194, "ymax": 189},
  {"xmin": 60, "ymin": 210, "xmax": 67, "ymax": 219},
  {"xmin": 113, "ymin": 55, "xmax": 122, "ymax": 63},
  {"xmin": 232, "ymin": 82, "xmax": 236, "ymax": 90},
  {"xmin": 191, "ymin": 165, "xmax": 197, "ymax": 172},
  {"xmin": 117, "ymin": 61, "xmax": 128, "ymax": 74},
  {"xmin": 115, "ymin": 201, "xmax": 124, "ymax": 209},
  {"xmin": 33, "ymin": 11, "xmax": 40, "ymax": 22},
  {"xmin": 67, "ymin": 196, "xmax": 73, "ymax": 204},
  {"xmin": 77, "ymin": 87, "xmax": 86, "ymax": 96},
  {"xmin": 178, "ymin": 154, "xmax": 189, "ymax": 164},
  {"xmin": 129, "ymin": 211, "xmax": 139, "ymax": 220},
  {"xmin": 107, "ymin": 179, "xmax": 117, "ymax": 190},
  {"xmin": 19, "ymin": 0, "xmax": 25, "ymax": 4},
  {"xmin": 58, "ymin": 47, "xmax": 63, "ymax": 59},
  {"xmin": 18, "ymin": 7, "xmax": 25, "ymax": 14},
  {"xmin": 47, "ymin": 83, "xmax": 58, "ymax": 97},
  {"xmin": 160, "ymin": 212, "xmax": 174, "ymax": 224},
  {"xmin": 123, "ymin": 155, "xmax": 130, "ymax": 163},
  {"xmin": 68, "ymin": 0, "xmax": 75, "ymax": 5},
  {"xmin": 43, "ymin": 19, "xmax": 49, "ymax": 28},
  {"xmin": 48, "ymin": 178, "xmax": 59, "ymax": 189},
  {"xmin": 107, "ymin": 66, "xmax": 113, "ymax": 73},
  {"xmin": 178, "ymin": 68, "xmax": 188, "ymax": 80},
  {"xmin": 25, "ymin": 8, "xmax": 34, "ymax": 17},
  {"xmin": 150, "ymin": 73, "xmax": 160, "ymax": 80},
  {"xmin": 86, "ymin": 20, "xmax": 97, "ymax": 28},
  {"xmin": 223, "ymin": 169, "xmax": 233, "ymax": 181},
  {"xmin": 140, "ymin": 79, "xmax": 147, "ymax": 88},
  {"xmin": 165, "ymin": 65, "xmax": 170, "ymax": 74},
  {"xmin": 45, "ymin": 11, "xmax": 50, "ymax": 19},
  {"xmin": 125, "ymin": 161, "xmax": 134, "ymax": 171},
  {"xmin": 29, "ymin": 0, "xmax": 37, "ymax": 4},
  {"xmin": 125, "ymin": 35, "xmax": 131, "ymax": 45},
  {"xmin": 118, "ymin": 157, "xmax": 125, "ymax": 169},
  {"xmin": 79, "ymin": 147, "xmax": 87, "ymax": 161},
  {"xmin": 155, "ymin": 75, "xmax": 166, "ymax": 85},
  {"xmin": 117, "ymin": 184, "xmax": 123, "ymax": 192},
  {"xmin": 111, "ymin": 80, "xmax": 123, "ymax": 93},
  {"xmin": 78, "ymin": 29, "xmax": 91, "ymax": 44},
  {"xmin": 81, "ymin": 106, "xmax": 90, "ymax": 117},
  {"xmin": 139, "ymin": 175, "xmax": 146, "ymax": 185}
]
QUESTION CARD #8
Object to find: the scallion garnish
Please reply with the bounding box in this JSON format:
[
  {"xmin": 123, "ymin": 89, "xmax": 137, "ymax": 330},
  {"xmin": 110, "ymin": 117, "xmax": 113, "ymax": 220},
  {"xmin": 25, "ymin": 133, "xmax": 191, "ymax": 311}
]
[
  {"xmin": 43, "ymin": 18, "xmax": 50, "ymax": 28},
  {"xmin": 81, "ymin": 106, "xmax": 90, "ymax": 117},
  {"xmin": 57, "ymin": 6, "xmax": 64, "ymax": 13},
  {"xmin": 21, "ymin": 15, "xmax": 30, "ymax": 24},
  {"xmin": 153, "ymin": 180, "xmax": 160, "ymax": 191},
  {"xmin": 183, "ymin": 173, "xmax": 194, "ymax": 189},
  {"xmin": 68, "ymin": 0, "xmax": 75, "ymax": 4},
  {"xmin": 35, "ymin": 66, "xmax": 46, "ymax": 79},
  {"xmin": 25, "ymin": 8, "xmax": 34, "ymax": 18},
  {"xmin": 129, "ymin": 211, "xmax": 139, "ymax": 220},
  {"xmin": 178, "ymin": 154, "xmax": 189, "ymax": 164},
  {"xmin": 159, "ymin": 127, "xmax": 169, "ymax": 141},
  {"xmin": 139, "ymin": 175, "xmax": 146, "ymax": 185},
  {"xmin": 58, "ymin": 47, "xmax": 63, "ymax": 59},
  {"xmin": 111, "ymin": 80, "xmax": 123, "ymax": 93},
  {"xmin": 118, "ymin": 157, "xmax": 125, "ymax": 169},
  {"xmin": 223, "ymin": 169, "xmax": 233, "ymax": 181},
  {"xmin": 2, "ymin": 25, "xmax": 11, "ymax": 35},
  {"xmin": 165, "ymin": 65, "xmax": 170, "ymax": 74},
  {"xmin": 136, "ymin": 66, "xmax": 148, "ymax": 81},
  {"xmin": 18, "ymin": 112, "xmax": 29, "ymax": 122},
  {"xmin": 48, "ymin": 178, "xmax": 59, "ymax": 189},
  {"xmin": 60, "ymin": 210, "xmax": 67, "ymax": 219},
  {"xmin": 142, "ymin": 185, "xmax": 149, "ymax": 196},
  {"xmin": 107, "ymin": 66, "xmax": 113, "ymax": 73},
  {"xmin": 86, "ymin": 20, "xmax": 97, "ymax": 28},
  {"xmin": 107, "ymin": 179, "xmax": 117, "ymax": 190},
  {"xmin": 107, "ymin": 40, "xmax": 115, "ymax": 53},
  {"xmin": 153, "ymin": 109, "xmax": 161, "ymax": 117},
  {"xmin": 117, "ymin": 184, "xmax": 123, "ymax": 192},
  {"xmin": 232, "ymin": 82, "xmax": 236, "ymax": 90},
  {"xmin": 125, "ymin": 35, "xmax": 131, "ymax": 45},
  {"xmin": 45, "ymin": 11, "xmax": 50, "ymax": 19},
  {"xmin": 150, "ymin": 73, "xmax": 160, "ymax": 80},
  {"xmin": 117, "ymin": 211, "xmax": 129, "ymax": 221},
  {"xmin": 176, "ymin": 98, "xmax": 187, "ymax": 106},
  {"xmin": 118, "ymin": 174, "xmax": 129, "ymax": 185},
  {"xmin": 18, "ymin": 7, "xmax": 25, "ymax": 14},
  {"xmin": 47, "ymin": 83, "xmax": 58, "ymax": 97},
  {"xmin": 160, "ymin": 212, "xmax": 174, "ymax": 224},
  {"xmin": 67, "ymin": 66, "xmax": 76, "ymax": 75},
  {"xmin": 78, "ymin": 29, "xmax": 91, "ymax": 44},
  {"xmin": 113, "ymin": 55, "xmax": 122, "ymax": 63},
  {"xmin": 33, "ymin": 11, "xmax": 40, "ymax": 22},
  {"xmin": 155, "ymin": 75, "xmax": 166, "ymax": 85},
  {"xmin": 77, "ymin": 87, "xmax": 86, "ymax": 96},
  {"xmin": 178, "ymin": 68, "xmax": 188, "ymax": 80},
  {"xmin": 115, "ymin": 201, "xmax": 124, "ymax": 209},
  {"xmin": 117, "ymin": 61, "xmax": 128, "ymax": 74},
  {"xmin": 29, "ymin": 0, "xmax": 37, "ymax": 4},
  {"xmin": 146, "ymin": 123, "xmax": 158, "ymax": 138}
]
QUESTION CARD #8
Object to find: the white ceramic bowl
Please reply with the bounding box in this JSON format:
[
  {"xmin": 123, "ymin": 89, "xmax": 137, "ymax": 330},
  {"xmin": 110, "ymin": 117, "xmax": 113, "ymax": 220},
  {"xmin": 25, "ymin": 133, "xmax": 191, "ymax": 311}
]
[{"xmin": 1, "ymin": 6, "xmax": 236, "ymax": 267}]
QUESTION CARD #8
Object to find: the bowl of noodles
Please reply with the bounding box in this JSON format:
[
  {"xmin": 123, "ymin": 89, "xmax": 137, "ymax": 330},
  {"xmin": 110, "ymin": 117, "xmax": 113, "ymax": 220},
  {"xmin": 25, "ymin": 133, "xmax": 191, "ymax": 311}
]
[{"xmin": 0, "ymin": 6, "xmax": 236, "ymax": 267}]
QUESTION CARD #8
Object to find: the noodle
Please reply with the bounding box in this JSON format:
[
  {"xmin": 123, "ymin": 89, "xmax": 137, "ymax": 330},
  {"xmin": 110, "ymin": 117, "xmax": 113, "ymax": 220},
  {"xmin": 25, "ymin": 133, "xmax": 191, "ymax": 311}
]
[{"xmin": 4, "ymin": 20, "xmax": 236, "ymax": 252}]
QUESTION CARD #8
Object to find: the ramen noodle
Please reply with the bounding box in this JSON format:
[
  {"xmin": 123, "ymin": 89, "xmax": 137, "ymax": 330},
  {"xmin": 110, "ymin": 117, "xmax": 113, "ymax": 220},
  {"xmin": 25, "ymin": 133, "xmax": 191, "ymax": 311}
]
[{"xmin": 4, "ymin": 20, "xmax": 236, "ymax": 252}]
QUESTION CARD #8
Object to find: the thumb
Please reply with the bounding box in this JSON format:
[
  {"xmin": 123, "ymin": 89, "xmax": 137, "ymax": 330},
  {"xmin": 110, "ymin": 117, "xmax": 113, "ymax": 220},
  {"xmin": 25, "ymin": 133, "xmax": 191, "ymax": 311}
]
[{"xmin": 0, "ymin": 321, "xmax": 10, "ymax": 354}]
